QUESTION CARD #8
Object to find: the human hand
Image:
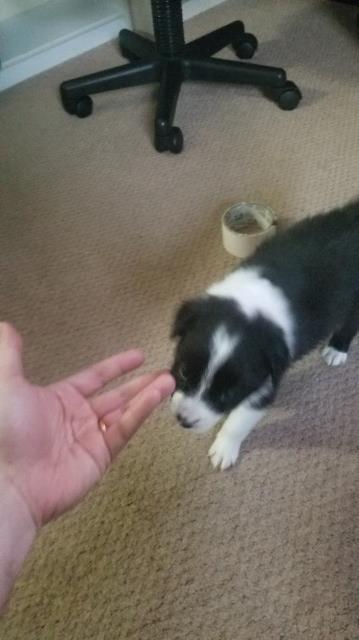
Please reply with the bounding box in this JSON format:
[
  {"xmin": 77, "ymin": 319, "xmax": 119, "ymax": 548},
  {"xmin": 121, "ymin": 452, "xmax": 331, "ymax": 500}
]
[{"xmin": 0, "ymin": 322, "xmax": 175, "ymax": 529}]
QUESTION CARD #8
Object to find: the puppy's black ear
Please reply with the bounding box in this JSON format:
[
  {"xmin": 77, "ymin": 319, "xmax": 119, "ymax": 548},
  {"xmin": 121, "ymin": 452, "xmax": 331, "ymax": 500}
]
[{"xmin": 171, "ymin": 298, "xmax": 203, "ymax": 338}]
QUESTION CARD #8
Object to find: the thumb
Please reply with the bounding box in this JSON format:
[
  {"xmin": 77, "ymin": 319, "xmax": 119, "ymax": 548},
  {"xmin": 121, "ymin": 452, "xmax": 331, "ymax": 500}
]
[{"xmin": 0, "ymin": 322, "xmax": 24, "ymax": 378}]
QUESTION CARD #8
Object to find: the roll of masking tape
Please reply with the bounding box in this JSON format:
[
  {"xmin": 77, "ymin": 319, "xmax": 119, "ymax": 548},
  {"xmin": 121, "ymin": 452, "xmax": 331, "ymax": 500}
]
[{"xmin": 222, "ymin": 202, "xmax": 277, "ymax": 259}]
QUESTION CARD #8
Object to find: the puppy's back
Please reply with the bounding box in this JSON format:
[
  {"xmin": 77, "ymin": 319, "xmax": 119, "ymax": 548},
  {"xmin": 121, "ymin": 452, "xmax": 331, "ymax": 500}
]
[{"xmin": 243, "ymin": 201, "xmax": 359, "ymax": 357}]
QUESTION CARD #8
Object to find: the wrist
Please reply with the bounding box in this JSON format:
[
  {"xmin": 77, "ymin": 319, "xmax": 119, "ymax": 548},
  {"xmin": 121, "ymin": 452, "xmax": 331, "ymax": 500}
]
[{"xmin": 0, "ymin": 481, "xmax": 38, "ymax": 612}]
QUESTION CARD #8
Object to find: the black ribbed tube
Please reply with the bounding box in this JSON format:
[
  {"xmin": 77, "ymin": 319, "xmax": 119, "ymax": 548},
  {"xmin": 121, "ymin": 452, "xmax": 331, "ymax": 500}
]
[{"xmin": 151, "ymin": 0, "xmax": 185, "ymax": 56}]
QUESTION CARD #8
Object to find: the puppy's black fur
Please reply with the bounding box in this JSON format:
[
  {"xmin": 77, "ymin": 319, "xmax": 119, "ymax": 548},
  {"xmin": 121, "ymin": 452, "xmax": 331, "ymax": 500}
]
[{"xmin": 245, "ymin": 201, "xmax": 359, "ymax": 359}]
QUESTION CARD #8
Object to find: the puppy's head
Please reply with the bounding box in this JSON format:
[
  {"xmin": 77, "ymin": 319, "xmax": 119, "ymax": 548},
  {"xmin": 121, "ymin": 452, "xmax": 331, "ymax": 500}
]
[{"xmin": 170, "ymin": 295, "xmax": 287, "ymax": 433}]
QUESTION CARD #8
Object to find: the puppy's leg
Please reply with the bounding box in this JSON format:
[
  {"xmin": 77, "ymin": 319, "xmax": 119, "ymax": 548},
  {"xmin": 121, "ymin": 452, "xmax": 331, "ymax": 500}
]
[
  {"xmin": 209, "ymin": 402, "xmax": 268, "ymax": 471},
  {"xmin": 322, "ymin": 294, "xmax": 359, "ymax": 367}
]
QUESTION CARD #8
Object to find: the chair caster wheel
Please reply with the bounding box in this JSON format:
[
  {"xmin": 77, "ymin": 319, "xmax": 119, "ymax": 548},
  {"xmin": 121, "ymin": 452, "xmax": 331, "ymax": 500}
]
[
  {"xmin": 62, "ymin": 94, "xmax": 93, "ymax": 118},
  {"xmin": 233, "ymin": 32, "xmax": 258, "ymax": 59},
  {"xmin": 273, "ymin": 81, "xmax": 302, "ymax": 111},
  {"xmin": 74, "ymin": 96, "xmax": 93, "ymax": 118},
  {"xmin": 120, "ymin": 45, "xmax": 139, "ymax": 61},
  {"xmin": 155, "ymin": 127, "xmax": 183, "ymax": 154},
  {"xmin": 169, "ymin": 127, "xmax": 184, "ymax": 153}
]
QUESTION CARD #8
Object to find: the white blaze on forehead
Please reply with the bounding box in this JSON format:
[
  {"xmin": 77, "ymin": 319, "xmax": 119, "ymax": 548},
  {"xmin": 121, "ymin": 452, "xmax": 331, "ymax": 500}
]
[
  {"xmin": 171, "ymin": 325, "xmax": 238, "ymax": 431},
  {"xmin": 203, "ymin": 325, "xmax": 239, "ymax": 387},
  {"xmin": 207, "ymin": 267, "xmax": 294, "ymax": 356}
]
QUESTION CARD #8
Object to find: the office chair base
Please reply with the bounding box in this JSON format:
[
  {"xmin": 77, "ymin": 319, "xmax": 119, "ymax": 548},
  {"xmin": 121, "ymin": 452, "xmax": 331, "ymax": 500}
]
[{"xmin": 60, "ymin": 17, "xmax": 301, "ymax": 153}]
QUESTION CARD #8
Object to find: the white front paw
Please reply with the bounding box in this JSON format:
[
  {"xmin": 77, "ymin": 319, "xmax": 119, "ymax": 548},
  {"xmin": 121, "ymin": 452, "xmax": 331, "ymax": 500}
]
[
  {"xmin": 322, "ymin": 345, "xmax": 347, "ymax": 367},
  {"xmin": 208, "ymin": 433, "xmax": 241, "ymax": 471}
]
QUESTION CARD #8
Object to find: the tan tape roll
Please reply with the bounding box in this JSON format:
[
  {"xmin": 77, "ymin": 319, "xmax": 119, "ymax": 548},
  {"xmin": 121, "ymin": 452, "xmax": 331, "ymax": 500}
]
[{"xmin": 222, "ymin": 202, "xmax": 277, "ymax": 259}]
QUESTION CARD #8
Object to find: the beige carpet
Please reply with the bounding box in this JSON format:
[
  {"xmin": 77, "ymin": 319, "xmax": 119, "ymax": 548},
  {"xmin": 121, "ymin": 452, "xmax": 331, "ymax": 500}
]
[{"xmin": 1, "ymin": 0, "xmax": 359, "ymax": 637}]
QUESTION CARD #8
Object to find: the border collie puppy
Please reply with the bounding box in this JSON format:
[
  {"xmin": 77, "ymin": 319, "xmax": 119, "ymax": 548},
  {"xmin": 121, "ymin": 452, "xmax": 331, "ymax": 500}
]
[{"xmin": 170, "ymin": 202, "xmax": 359, "ymax": 470}]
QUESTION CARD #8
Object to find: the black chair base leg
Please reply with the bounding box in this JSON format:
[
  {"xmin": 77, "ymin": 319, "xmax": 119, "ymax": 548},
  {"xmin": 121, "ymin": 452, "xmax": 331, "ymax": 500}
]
[
  {"xmin": 60, "ymin": 1, "xmax": 302, "ymax": 153},
  {"xmin": 187, "ymin": 58, "xmax": 301, "ymax": 110},
  {"xmin": 155, "ymin": 61, "xmax": 183, "ymax": 153},
  {"xmin": 185, "ymin": 20, "xmax": 245, "ymax": 57},
  {"xmin": 119, "ymin": 29, "xmax": 156, "ymax": 60},
  {"xmin": 60, "ymin": 60, "xmax": 160, "ymax": 117},
  {"xmin": 184, "ymin": 19, "xmax": 258, "ymax": 60},
  {"xmin": 186, "ymin": 57, "xmax": 286, "ymax": 87}
]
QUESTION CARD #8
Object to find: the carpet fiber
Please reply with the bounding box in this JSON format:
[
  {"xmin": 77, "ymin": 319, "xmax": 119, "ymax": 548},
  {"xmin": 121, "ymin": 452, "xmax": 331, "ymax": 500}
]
[{"xmin": 1, "ymin": 1, "xmax": 359, "ymax": 638}]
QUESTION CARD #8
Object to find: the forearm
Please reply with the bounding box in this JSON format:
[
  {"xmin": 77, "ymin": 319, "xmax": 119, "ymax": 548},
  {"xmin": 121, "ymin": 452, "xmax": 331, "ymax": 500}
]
[{"xmin": 0, "ymin": 483, "xmax": 37, "ymax": 612}]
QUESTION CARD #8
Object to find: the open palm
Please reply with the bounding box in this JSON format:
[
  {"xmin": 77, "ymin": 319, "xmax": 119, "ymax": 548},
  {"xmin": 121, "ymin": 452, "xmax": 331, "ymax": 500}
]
[{"xmin": 0, "ymin": 323, "xmax": 174, "ymax": 528}]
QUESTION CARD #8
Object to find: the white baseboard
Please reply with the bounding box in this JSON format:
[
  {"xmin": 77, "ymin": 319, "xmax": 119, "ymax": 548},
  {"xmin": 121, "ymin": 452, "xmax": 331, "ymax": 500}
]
[{"xmin": 0, "ymin": 0, "xmax": 226, "ymax": 92}]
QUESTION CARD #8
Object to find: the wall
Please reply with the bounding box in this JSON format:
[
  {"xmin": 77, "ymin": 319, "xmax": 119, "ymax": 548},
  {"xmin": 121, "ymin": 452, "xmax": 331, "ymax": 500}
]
[{"xmin": 0, "ymin": 0, "xmax": 49, "ymax": 21}]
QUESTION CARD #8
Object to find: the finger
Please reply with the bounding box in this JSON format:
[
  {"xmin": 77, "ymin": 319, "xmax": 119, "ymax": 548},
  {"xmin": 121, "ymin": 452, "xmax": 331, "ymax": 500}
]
[
  {"xmin": 103, "ymin": 373, "xmax": 175, "ymax": 459},
  {"xmin": 90, "ymin": 371, "xmax": 159, "ymax": 417},
  {"xmin": 65, "ymin": 350, "xmax": 145, "ymax": 396},
  {"xmin": 0, "ymin": 322, "xmax": 23, "ymax": 378}
]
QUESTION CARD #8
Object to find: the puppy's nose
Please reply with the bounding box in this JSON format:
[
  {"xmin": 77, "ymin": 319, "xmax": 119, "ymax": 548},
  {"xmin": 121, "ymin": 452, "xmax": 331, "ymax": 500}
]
[{"xmin": 177, "ymin": 414, "xmax": 193, "ymax": 429}]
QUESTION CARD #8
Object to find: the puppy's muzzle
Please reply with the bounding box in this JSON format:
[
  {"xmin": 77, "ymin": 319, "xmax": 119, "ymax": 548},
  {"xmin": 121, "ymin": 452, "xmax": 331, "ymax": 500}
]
[{"xmin": 176, "ymin": 414, "xmax": 194, "ymax": 429}]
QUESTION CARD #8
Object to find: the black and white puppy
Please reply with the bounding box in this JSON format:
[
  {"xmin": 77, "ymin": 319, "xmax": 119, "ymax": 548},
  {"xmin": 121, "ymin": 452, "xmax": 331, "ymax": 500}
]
[{"xmin": 170, "ymin": 201, "xmax": 359, "ymax": 470}]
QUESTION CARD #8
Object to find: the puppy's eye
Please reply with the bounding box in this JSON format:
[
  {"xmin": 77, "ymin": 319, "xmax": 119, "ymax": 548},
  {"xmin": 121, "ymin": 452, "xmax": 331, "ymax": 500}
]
[{"xmin": 219, "ymin": 389, "xmax": 232, "ymax": 404}]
